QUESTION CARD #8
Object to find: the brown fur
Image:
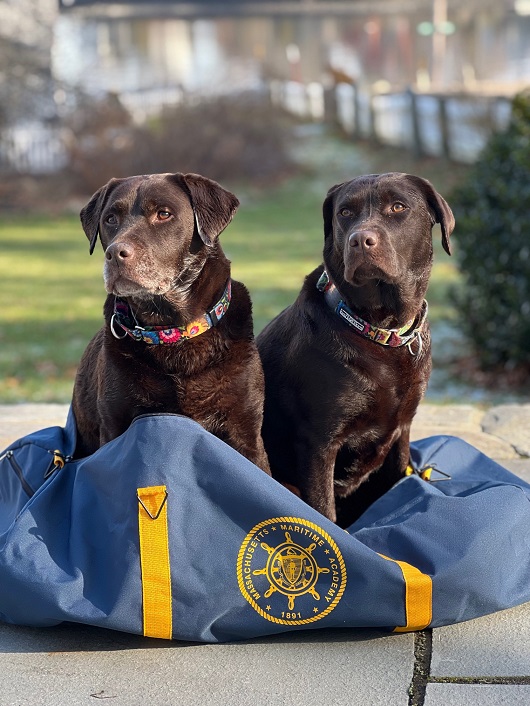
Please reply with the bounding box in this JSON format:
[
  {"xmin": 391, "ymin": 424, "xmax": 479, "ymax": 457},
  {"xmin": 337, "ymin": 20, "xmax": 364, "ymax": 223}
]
[
  {"xmin": 257, "ymin": 173, "xmax": 454, "ymax": 526},
  {"xmin": 72, "ymin": 172, "xmax": 270, "ymax": 474}
]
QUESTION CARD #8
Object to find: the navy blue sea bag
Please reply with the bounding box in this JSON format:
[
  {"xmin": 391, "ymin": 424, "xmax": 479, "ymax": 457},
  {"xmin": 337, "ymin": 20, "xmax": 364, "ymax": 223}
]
[{"xmin": 1, "ymin": 411, "xmax": 529, "ymax": 642}]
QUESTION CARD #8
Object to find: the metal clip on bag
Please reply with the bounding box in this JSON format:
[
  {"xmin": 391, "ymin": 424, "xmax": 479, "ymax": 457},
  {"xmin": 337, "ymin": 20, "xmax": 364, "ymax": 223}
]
[{"xmin": 1, "ymin": 411, "xmax": 530, "ymax": 643}]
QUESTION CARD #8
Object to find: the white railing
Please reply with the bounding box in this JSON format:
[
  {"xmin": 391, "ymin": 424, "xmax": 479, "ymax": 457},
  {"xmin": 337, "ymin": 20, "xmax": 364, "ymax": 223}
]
[
  {"xmin": 0, "ymin": 124, "xmax": 68, "ymax": 174},
  {"xmin": 273, "ymin": 81, "xmax": 513, "ymax": 163}
]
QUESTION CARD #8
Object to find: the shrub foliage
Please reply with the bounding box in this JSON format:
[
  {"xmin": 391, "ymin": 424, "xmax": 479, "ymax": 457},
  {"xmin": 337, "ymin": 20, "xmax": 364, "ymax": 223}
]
[
  {"xmin": 62, "ymin": 92, "xmax": 296, "ymax": 195},
  {"xmin": 451, "ymin": 91, "xmax": 530, "ymax": 372}
]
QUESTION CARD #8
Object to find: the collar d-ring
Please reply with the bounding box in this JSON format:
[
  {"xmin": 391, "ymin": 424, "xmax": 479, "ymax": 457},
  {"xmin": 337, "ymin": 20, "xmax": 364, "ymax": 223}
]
[
  {"xmin": 406, "ymin": 329, "xmax": 423, "ymax": 357},
  {"xmin": 110, "ymin": 313, "xmax": 128, "ymax": 340}
]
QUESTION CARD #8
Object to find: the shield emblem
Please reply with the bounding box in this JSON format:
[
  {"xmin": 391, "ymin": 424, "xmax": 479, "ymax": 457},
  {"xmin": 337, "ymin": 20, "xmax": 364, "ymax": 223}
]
[{"xmin": 280, "ymin": 552, "xmax": 304, "ymax": 585}]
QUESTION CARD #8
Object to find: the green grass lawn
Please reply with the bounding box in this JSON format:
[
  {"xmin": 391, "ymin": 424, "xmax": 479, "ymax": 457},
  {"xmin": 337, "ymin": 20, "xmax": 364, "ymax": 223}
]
[
  {"xmin": 0, "ymin": 167, "xmax": 462, "ymax": 402},
  {"xmin": 1, "ymin": 129, "xmax": 470, "ymax": 402}
]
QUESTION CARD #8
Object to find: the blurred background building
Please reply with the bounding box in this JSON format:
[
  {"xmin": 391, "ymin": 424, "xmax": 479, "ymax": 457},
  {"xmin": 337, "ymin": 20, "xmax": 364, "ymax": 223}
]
[
  {"xmin": 52, "ymin": 0, "xmax": 530, "ymax": 97},
  {"xmin": 1, "ymin": 0, "xmax": 529, "ymax": 174}
]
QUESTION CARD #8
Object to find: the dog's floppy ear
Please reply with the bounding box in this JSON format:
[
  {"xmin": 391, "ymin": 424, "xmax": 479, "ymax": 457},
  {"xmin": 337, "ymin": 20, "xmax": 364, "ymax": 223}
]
[
  {"xmin": 80, "ymin": 178, "xmax": 122, "ymax": 255},
  {"xmin": 406, "ymin": 175, "xmax": 455, "ymax": 255},
  {"xmin": 322, "ymin": 182, "xmax": 345, "ymax": 240},
  {"xmin": 177, "ymin": 173, "xmax": 239, "ymax": 246}
]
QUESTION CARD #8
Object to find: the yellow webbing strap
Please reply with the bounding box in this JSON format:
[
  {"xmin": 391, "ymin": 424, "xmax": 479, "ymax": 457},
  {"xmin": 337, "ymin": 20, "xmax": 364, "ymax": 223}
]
[
  {"xmin": 379, "ymin": 554, "xmax": 432, "ymax": 632},
  {"xmin": 137, "ymin": 486, "xmax": 172, "ymax": 639}
]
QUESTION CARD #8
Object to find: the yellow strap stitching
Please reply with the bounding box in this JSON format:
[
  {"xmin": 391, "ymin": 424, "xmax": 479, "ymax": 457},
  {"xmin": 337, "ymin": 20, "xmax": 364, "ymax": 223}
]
[
  {"xmin": 379, "ymin": 554, "xmax": 432, "ymax": 632},
  {"xmin": 137, "ymin": 486, "xmax": 172, "ymax": 639}
]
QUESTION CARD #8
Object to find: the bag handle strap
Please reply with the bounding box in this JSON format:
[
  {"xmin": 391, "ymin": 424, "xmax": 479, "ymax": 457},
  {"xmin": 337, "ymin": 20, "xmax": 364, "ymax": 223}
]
[
  {"xmin": 379, "ymin": 554, "xmax": 432, "ymax": 632},
  {"xmin": 137, "ymin": 486, "xmax": 172, "ymax": 639}
]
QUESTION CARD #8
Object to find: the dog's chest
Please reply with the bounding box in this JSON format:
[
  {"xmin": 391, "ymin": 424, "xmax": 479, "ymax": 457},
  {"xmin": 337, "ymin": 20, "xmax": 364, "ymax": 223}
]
[
  {"xmin": 333, "ymin": 348, "xmax": 427, "ymax": 437},
  {"xmin": 123, "ymin": 340, "xmax": 235, "ymax": 413}
]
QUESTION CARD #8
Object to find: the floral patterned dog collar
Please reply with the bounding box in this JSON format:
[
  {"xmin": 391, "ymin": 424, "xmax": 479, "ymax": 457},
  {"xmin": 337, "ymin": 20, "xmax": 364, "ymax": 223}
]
[
  {"xmin": 111, "ymin": 280, "xmax": 232, "ymax": 345},
  {"xmin": 316, "ymin": 269, "xmax": 427, "ymax": 356}
]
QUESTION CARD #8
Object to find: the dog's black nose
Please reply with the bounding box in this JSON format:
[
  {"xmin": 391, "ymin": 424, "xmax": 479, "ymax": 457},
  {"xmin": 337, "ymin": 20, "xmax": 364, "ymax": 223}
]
[
  {"xmin": 349, "ymin": 230, "xmax": 378, "ymax": 250},
  {"xmin": 105, "ymin": 242, "xmax": 134, "ymax": 262}
]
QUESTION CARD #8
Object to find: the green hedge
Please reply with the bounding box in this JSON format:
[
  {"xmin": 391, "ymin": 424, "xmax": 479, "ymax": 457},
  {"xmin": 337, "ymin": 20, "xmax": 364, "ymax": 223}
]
[{"xmin": 451, "ymin": 91, "xmax": 530, "ymax": 371}]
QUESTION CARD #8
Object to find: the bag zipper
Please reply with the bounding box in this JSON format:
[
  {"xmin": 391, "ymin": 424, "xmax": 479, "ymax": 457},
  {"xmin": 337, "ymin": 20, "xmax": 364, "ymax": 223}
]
[{"xmin": 1, "ymin": 450, "xmax": 36, "ymax": 498}]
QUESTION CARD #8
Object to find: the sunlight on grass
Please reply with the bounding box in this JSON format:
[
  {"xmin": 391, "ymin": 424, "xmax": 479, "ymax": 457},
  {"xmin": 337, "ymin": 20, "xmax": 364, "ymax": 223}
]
[{"xmin": 0, "ymin": 178, "xmax": 462, "ymax": 402}]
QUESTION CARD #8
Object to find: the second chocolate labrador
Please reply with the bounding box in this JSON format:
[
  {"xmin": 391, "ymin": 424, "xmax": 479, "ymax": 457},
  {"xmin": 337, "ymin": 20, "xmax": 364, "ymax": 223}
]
[{"xmin": 257, "ymin": 173, "xmax": 454, "ymax": 526}]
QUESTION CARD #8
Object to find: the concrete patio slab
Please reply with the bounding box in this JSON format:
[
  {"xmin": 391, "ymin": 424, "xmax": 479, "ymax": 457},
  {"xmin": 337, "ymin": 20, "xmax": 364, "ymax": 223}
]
[
  {"xmin": 425, "ymin": 684, "xmax": 530, "ymax": 706},
  {"xmin": 482, "ymin": 404, "xmax": 530, "ymax": 458},
  {"xmin": 0, "ymin": 624, "xmax": 413, "ymax": 706},
  {"xmin": 410, "ymin": 404, "xmax": 521, "ymax": 460},
  {"xmin": 430, "ymin": 603, "xmax": 530, "ymax": 678}
]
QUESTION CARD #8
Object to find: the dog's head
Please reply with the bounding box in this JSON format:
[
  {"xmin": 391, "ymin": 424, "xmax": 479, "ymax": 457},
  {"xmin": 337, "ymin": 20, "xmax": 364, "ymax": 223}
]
[
  {"xmin": 322, "ymin": 173, "xmax": 454, "ymax": 295},
  {"xmin": 79, "ymin": 173, "xmax": 239, "ymax": 299}
]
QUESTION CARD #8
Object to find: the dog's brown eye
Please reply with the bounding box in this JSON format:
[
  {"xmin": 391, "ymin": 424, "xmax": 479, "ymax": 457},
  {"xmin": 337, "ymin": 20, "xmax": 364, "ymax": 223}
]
[
  {"xmin": 105, "ymin": 214, "xmax": 118, "ymax": 226},
  {"xmin": 157, "ymin": 210, "xmax": 172, "ymax": 221},
  {"xmin": 391, "ymin": 203, "xmax": 407, "ymax": 213},
  {"xmin": 340, "ymin": 209, "xmax": 352, "ymax": 217}
]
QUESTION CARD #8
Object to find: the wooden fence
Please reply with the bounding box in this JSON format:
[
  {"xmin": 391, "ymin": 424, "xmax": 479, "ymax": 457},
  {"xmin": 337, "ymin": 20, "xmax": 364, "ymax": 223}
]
[{"xmin": 271, "ymin": 80, "xmax": 512, "ymax": 163}]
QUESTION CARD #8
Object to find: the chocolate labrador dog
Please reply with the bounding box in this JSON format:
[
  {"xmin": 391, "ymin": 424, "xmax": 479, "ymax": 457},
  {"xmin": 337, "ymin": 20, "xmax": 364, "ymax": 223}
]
[
  {"xmin": 72, "ymin": 172, "xmax": 270, "ymax": 474},
  {"xmin": 257, "ymin": 173, "xmax": 454, "ymax": 526}
]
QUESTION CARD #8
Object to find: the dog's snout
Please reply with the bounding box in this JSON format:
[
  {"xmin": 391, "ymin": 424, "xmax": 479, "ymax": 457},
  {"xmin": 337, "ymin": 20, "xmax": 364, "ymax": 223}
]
[
  {"xmin": 105, "ymin": 242, "xmax": 134, "ymax": 262},
  {"xmin": 349, "ymin": 230, "xmax": 378, "ymax": 250}
]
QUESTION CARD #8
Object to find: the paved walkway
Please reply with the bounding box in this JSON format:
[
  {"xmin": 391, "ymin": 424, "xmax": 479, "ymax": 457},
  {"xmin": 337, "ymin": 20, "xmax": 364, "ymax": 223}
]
[{"xmin": 1, "ymin": 403, "xmax": 529, "ymax": 706}]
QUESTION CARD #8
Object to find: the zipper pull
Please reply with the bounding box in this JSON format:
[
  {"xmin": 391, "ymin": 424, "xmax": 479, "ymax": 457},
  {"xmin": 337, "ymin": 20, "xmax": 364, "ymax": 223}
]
[{"xmin": 44, "ymin": 450, "xmax": 69, "ymax": 479}]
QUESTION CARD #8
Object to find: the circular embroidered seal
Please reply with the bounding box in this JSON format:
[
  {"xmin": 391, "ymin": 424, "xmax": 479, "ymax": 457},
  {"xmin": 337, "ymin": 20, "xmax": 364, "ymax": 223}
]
[{"xmin": 236, "ymin": 516, "xmax": 347, "ymax": 626}]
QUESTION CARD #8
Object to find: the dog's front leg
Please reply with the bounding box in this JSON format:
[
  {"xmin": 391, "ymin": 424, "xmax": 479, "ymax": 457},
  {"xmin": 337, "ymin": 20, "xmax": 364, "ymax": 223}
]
[
  {"xmin": 387, "ymin": 426, "xmax": 414, "ymax": 478},
  {"xmin": 98, "ymin": 419, "xmax": 129, "ymax": 447},
  {"xmin": 218, "ymin": 406, "xmax": 272, "ymax": 475},
  {"xmin": 97, "ymin": 400, "xmax": 134, "ymax": 448},
  {"xmin": 296, "ymin": 442, "xmax": 338, "ymax": 522},
  {"xmin": 233, "ymin": 435, "xmax": 271, "ymax": 475}
]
